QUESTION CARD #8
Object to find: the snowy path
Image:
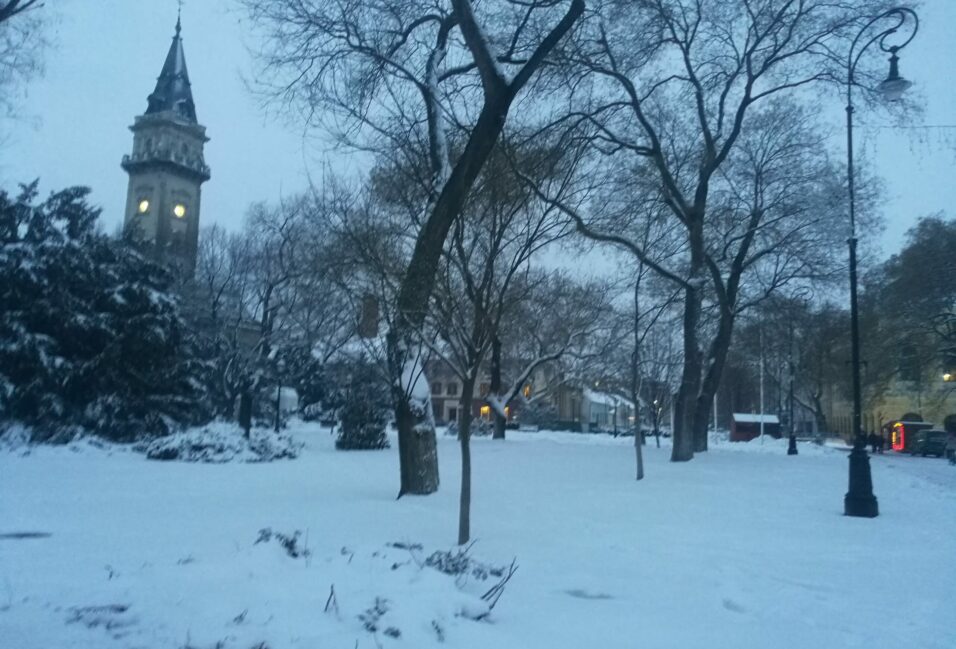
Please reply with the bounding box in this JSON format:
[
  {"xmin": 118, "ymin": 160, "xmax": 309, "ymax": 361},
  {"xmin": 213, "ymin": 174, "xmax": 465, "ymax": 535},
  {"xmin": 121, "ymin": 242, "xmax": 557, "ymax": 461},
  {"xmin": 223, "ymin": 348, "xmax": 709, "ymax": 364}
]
[{"xmin": 1, "ymin": 428, "xmax": 954, "ymax": 648}]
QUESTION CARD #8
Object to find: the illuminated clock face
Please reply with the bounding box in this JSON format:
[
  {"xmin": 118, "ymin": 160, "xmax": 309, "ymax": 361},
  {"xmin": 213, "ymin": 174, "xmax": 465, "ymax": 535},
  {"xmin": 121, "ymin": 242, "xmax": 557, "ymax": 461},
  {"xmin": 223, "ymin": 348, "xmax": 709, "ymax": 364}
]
[
  {"xmin": 137, "ymin": 199, "xmax": 150, "ymax": 214},
  {"xmin": 173, "ymin": 204, "xmax": 187, "ymax": 219}
]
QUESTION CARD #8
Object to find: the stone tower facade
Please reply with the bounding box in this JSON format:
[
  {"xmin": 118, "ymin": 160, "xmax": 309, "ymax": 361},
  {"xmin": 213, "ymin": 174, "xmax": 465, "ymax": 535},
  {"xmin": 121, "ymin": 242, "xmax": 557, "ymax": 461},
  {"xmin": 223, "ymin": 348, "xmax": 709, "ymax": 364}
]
[{"xmin": 121, "ymin": 17, "xmax": 210, "ymax": 275}]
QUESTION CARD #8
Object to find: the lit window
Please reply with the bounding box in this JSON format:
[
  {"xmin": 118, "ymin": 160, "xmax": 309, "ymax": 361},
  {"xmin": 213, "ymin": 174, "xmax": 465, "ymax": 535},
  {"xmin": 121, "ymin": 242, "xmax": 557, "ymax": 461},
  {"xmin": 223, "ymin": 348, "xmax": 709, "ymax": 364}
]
[
  {"xmin": 173, "ymin": 204, "xmax": 187, "ymax": 218},
  {"xmin": 137, "ymin": 199, "xmax": 150, "ymax": 214}
]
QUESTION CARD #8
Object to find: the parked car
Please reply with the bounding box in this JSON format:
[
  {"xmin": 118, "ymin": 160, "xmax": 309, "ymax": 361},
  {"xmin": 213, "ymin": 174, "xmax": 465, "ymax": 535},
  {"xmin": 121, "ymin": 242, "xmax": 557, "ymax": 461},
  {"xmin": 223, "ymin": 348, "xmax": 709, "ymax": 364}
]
[{"xmin": 912, "ymin": 430, "xmax": 947, "ymax": 457}]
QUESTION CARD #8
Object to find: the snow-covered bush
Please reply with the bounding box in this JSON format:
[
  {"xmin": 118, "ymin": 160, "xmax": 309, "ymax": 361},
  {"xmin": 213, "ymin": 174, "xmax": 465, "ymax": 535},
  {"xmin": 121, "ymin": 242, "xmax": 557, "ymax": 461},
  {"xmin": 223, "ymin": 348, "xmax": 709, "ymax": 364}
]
[
  {"xmin": 517, "ymin": 398, "xmax": 559, "ymax": 429},
  {"xmin": 254, "ymin": 527, "xmax": 310, "ymax": 558},
  {"xmin": 445, "ymin": 418, "xmax": 492, "ymax": 438},
  {"xmin": 424, "ymin": 547, "xmax": 506, "ymax": 583},
  {"xmin": 0, "ymin": 183, "xmax": 215, "ymax": 442},
  {"xmin": 472, "ymin": 418, "xmax": 493, "ymax": 437},
  {"xmin": 144, "ymin": 423, "xmax": 301, "ymax": 462},
  {"xmin": 279, "ymin": 345, "xmax": 330, "ymax": 420},
  {"xmin": 335, "ymin": 359, "xmax": 389, "ymax": 450}
]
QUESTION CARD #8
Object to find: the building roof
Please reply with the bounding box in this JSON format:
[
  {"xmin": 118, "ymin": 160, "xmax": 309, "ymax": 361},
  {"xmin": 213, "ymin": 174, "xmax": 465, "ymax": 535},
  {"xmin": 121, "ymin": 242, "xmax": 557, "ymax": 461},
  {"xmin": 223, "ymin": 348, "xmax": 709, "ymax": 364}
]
[
  {"xmin": 145, "ymin": 16, "xmax": 197, "ymax": 123},
  {"xmin": 584, "ymin": 389, "xmax": 635, "ymax": 409},
  {"xmin": 732, "ymin": 413, "xmax": 780, "ymax": 424}
]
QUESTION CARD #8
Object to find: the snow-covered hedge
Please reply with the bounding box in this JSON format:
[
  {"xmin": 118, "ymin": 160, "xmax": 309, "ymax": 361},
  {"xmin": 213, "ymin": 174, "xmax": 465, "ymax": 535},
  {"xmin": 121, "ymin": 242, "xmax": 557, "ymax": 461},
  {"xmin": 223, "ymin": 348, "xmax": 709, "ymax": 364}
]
[
  {"xmin": 335, "ymin": 358, "xmax": 390, "ymax": 450},
  {"xmin": 145, "ymin": 423, "xmax": 301, "ymax": 463}
]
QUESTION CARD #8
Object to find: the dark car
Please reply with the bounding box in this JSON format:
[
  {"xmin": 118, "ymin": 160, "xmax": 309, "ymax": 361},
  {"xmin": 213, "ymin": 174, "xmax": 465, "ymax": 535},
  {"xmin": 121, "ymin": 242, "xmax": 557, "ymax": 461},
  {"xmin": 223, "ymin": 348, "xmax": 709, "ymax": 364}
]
[{"xmin": 912, "ymin": 430, "xmax": 947, "ymax": 457}]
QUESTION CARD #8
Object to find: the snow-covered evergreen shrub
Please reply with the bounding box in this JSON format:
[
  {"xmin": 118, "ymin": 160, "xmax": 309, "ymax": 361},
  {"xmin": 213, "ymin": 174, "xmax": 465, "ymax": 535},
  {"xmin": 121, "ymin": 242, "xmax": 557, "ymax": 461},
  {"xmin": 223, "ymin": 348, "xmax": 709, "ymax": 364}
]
[
  {"xmin": 472, "ymin": 417, "xmax": 493, "ymax": 437},
  {"xmin": 335, "ymin": 359, "xmax": 389, "ymax": 450},
  {"xmin": 145, "ymin": 423, "xmax": 301, "ymax": 462},
  {"xmin": 281, "ymin": 345, "xmax": 329, "ymax": 420},
  {"xmin": 0, "ymin": 182, "xmax": 215, "ymax": 442},
  {"xmin": 517, "ymin": 398, "xmax": 558, "ymax": 428}
]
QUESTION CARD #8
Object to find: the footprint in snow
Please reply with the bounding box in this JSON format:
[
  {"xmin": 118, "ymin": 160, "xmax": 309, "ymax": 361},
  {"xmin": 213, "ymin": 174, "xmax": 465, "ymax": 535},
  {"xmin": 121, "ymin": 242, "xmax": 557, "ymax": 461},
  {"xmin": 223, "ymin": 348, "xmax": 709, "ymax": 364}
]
[
  {"xmin": 66, "ymin": 604, "xmax": 138, "ymax": 639},
  {"xmin": 722, "ymin": 598, "xmax": 747, "ymax": 614},
  {"xmin": 0, "ymin": 531, "xmax": 52, "ymax": 540},
  {"xmin": 565, "ymin": 589, "xmax": 614, "ymax": 600}
]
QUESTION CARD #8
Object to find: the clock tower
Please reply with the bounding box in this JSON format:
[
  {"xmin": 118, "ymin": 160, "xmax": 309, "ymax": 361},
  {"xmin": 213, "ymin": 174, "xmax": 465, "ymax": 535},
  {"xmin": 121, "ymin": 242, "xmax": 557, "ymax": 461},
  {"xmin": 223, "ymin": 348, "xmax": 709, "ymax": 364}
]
[{"xmin": 121, "ymin": 15, "xmax": 210, "ymax": 275}]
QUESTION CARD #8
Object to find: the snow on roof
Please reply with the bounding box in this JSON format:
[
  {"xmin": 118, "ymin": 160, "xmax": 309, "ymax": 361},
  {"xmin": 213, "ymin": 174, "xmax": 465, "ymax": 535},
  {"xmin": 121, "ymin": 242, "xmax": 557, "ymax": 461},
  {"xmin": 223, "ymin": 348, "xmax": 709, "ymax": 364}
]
[
  {"xmin": 732, "ymin": 413, "xmax": 780, "ymax": 424},
  {"xmin": 584, "ymin": 389, "xmax": 634, "ymax": 408}
]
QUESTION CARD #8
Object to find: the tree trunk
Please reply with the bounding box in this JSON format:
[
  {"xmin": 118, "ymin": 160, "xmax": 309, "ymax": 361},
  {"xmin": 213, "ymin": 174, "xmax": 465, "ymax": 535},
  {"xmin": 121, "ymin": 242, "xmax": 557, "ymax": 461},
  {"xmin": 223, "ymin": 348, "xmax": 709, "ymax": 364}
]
[
  {"xmin": 631, "ymin": 277, "xmax": 644, "ymax": 480},
  {"xmin": 389, "ymin": 103, "xmax": 509, "ymax": 496},
  {"xmin": 692, "ymin": 306, "xmax": 735, "ymax": 452},
  {"xmin": 811, "ymin": 390, "xmax": 828, "ymax": 433},
  {"xmin": 389, "ymin": 353, "xmax": 440, "ymax": 496},
  {"xmin": 671, "ymin": 282, "xmax": 702, "ymax": 462},
  {"xmin": 458, "ymin": 373, "xmax": 478, "ymax": 545},
  {"xmin": 490, "ymin": 334, "xmax": 506, "ymax": 439},
  {"xmin": 671, "ymin": 214, "xmax": 705, "ymax": 462}
]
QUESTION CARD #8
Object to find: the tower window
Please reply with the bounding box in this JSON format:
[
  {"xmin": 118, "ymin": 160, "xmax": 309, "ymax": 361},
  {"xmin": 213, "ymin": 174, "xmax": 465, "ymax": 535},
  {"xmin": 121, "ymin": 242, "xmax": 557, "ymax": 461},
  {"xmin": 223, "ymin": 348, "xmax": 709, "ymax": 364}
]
[
  {"xmin": 137, "ymin": 199, "xmax": 150, "ymax": 214},
  {"xmin": 173, "ymin": 204, "xmax": 187, "ymax": 219}
]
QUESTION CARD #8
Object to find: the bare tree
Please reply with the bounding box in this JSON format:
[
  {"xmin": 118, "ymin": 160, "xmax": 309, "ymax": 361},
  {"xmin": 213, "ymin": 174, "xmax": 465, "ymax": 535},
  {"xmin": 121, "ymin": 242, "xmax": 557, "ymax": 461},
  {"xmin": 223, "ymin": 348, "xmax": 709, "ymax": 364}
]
[
  {"xmin": 688, "ymin": 99, "xmax": 850, "ymax": 450},
  {"xmin": 420, "ymin": 152, "xmax": 586, "ymax": 542},
  {"xmin": 244, "ymin": 0, "xmax": 585, "ymax": 495},
  {"xmin": 523, "ymin": 0, "xmax": 881, "ymax": 460},
  {"xmin": 0, "ymin": 0, "xmax": 46, "ymax": 120},
  {"xmin": 0, "ymin": 0, "xmax": 39, "ymax": 23}
]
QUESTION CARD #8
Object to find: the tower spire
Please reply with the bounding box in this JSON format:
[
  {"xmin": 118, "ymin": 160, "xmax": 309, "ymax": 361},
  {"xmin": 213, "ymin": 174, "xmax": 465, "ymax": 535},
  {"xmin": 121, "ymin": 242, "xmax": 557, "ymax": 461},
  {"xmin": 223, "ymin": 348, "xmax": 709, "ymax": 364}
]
[{"xmin": 145, "ymin": 9, "xmax": 196, "ymax": 122}]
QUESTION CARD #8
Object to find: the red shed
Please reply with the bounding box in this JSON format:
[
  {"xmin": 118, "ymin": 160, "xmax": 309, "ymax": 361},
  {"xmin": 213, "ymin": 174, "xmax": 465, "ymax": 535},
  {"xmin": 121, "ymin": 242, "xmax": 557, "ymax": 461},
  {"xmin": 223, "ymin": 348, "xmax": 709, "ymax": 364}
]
[{"xmin": 730, "ymin": 413, "xmax": 781, "ymax": 442}]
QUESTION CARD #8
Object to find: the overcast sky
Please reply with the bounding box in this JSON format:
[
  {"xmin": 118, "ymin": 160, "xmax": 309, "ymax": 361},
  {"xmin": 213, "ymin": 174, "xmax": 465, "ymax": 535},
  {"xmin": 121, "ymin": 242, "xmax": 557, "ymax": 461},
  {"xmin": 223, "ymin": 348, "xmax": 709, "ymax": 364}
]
[{"xmin": 1, "ymin": 0, "xmax": 953, "ymax": 260}]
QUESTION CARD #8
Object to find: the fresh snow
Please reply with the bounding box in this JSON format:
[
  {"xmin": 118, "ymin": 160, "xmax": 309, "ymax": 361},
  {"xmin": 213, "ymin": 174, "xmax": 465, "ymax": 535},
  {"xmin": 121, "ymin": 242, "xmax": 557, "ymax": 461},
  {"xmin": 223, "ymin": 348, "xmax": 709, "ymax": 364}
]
[
  {"xmin": 1, "ymin": 424, "xmax": 954, "ymax": 648},
  {"xmin": 732, "ymin": 413, "xmax": 781, "ymax": 424},
  {"xmin": 584, "ymin": 389, "xmax": 634, "ymax": 408},
  {"xmin": 399, "ymin": 356, "xmax": 431, "ymax": 404}
]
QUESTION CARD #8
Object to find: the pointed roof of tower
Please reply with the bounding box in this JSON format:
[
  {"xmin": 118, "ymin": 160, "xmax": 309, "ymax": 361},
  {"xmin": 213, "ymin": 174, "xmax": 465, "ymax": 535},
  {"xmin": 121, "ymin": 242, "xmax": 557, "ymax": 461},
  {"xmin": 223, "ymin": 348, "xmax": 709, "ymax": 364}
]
[{"xmin": 146, "ymin": 15, "xmax": 197, "ymax": 123}]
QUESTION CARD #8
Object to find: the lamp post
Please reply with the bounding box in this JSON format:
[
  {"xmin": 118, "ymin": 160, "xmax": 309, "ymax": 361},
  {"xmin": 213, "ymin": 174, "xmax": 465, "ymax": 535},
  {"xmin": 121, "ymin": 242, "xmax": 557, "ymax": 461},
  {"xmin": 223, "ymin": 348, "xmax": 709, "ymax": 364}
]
[
  {"xmin": 843, "ymin": 7, "xmax": 919, "ymax": 518},
  {"xmin": 788, "ymin": 316, "xmax": 798, "ymax": 456}
]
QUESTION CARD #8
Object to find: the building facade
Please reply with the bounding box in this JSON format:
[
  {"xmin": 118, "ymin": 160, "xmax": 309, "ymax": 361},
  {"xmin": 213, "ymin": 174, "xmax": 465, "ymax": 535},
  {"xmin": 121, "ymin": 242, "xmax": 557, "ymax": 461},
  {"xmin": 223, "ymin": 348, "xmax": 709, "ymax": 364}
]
[{"xmin": 121, "ymin": 17, "xmax": 210, "ymax": 275}]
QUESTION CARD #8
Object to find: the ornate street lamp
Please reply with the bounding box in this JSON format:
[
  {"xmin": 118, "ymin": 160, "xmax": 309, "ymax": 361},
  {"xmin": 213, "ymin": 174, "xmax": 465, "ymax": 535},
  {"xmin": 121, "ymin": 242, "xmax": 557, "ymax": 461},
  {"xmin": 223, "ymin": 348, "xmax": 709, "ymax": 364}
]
[{"xmin": 844, "ymin": 7, "xmax": 919, "ymax": 518}]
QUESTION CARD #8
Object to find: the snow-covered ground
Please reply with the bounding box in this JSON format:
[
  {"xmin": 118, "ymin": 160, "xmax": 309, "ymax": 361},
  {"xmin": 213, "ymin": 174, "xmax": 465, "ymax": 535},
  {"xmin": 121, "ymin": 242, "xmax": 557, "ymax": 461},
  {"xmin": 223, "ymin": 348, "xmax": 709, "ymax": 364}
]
[{"xmin": 1, "ymin": 424, "xmax": 954, "ymax": 649}]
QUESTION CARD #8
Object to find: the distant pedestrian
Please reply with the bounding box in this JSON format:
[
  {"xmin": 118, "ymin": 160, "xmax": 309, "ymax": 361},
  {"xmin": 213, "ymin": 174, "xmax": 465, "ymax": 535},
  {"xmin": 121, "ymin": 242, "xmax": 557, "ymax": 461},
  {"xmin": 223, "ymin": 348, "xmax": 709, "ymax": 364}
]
[
  {"xmin": 868, "ymin": 432, "xmax": 878, "ymax": 454},
  {"xmin": 877, "ymin": 433, "xmax": 885, "ymax": 454}
]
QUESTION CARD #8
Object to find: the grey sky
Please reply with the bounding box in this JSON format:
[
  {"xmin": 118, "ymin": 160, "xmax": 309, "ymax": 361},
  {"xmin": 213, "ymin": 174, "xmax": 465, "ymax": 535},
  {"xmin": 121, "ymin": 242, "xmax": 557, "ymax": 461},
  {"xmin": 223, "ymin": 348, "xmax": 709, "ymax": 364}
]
[{"xmin": 1, "ymin": 0, "xmax": 953, "ymax": 259}]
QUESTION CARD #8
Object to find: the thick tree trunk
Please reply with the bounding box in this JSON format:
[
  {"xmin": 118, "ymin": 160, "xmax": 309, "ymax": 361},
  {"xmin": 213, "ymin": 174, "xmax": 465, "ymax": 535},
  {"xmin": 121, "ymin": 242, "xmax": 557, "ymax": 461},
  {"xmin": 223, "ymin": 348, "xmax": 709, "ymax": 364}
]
[
  {"xmin": 671, "ymin": 283, "xmax": 702, "ymax": 462},
  {"xmin": 388, "ymin": 342, "xmax": 437, "ymax": 496},
  {"xmin": 671, "ymin": 213, "xmax": 705, "ymax": 462},
  {"xmin": 692, "ymin": 307, "xmax": 735, "ymax": 452},
  {"xmin": 457, "ymin": 374, "xmax": 478, "ymax": 545},
  {"xmin": 389, "ymin": 104, "xmax": 508, "ymax": 496},
  {"xmin": 389, "ymin": 345, "xmax": 440, "ymax": 497}
]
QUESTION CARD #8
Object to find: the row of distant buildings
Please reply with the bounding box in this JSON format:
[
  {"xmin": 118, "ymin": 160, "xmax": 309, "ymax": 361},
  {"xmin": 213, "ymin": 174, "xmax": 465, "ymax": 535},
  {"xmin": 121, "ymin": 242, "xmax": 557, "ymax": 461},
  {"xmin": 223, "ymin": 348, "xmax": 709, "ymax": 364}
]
[{"xmin": 425, "ymin": 360, "xmax": 637, "ymax": 433}]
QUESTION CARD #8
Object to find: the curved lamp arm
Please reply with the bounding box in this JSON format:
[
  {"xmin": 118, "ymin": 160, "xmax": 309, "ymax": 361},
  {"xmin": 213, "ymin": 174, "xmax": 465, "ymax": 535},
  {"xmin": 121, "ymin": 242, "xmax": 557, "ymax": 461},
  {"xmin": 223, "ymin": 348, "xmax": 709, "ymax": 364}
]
[{"xmin": 847, "ymin": 7, "xmax": 919, "ymax": 98}]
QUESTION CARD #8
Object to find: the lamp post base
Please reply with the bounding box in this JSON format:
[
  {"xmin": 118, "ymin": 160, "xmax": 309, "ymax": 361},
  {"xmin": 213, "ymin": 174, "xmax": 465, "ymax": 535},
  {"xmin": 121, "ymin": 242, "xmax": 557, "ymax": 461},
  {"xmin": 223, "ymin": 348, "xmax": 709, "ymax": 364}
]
[{"xmin": 844, "ymin": 442, "xmax": 879, "ymax": 517}]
